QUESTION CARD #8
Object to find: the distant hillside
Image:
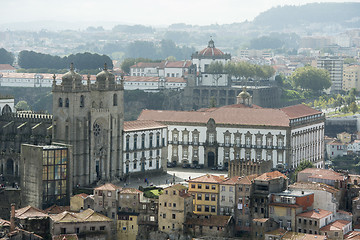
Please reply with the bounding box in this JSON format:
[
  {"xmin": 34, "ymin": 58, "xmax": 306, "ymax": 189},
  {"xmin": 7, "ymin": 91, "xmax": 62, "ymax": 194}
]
[{"xmin": 253, "ymin": 2, "xmax": 360, "ymax": 30}]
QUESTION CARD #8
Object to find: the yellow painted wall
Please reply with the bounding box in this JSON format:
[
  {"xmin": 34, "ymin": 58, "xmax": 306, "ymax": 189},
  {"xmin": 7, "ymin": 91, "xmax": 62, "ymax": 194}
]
[{"xmin": 117, "ymin": 216, "xmax": 138, "ymax": 240}]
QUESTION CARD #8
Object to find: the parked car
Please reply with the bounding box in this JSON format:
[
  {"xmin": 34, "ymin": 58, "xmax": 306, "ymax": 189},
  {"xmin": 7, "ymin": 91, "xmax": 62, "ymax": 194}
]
[
  {"xmin": 182, "ymin": 163, "xmax": 190, "ymax": 168},
  {"xmin": 167, "ymin": 162, "xmax": 176, "ymax": 168},
  {"xmin": 196, "ymin": 164, "xmax": 204, "ymax": 169}
]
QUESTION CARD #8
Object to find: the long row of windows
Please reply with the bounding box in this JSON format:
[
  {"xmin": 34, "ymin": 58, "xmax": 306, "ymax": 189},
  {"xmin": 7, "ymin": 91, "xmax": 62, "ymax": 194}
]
[
  {"xmin": 126, "ymin": 134, "xmax": 164, "ymax": 151},
  {"xmin": 58, "ymin": 94, "xmax": 118, "ymax": 108}
]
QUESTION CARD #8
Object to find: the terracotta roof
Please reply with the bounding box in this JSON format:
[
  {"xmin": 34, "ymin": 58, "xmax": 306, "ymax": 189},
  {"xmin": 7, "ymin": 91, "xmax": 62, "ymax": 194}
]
[
  {"xmin": 0, "ymin": 218, "xmax": 10, "ymax": 227},
  {"xmin": 164, "ymin": 60, "xmax": 192, "ymax": 68},
  {"xmin": 289, "ymin": 182, "xmax": 339, "ymax": 194},
  {"xmin": 255, "ymin": 171, "xmax": 288, "ymax": 181},
  {"xmin": 139, "ymin": 104, "xmax": 320, "ymax": 127},
  {"xmin": 123, "ymin": 76, "xmax": 186, "ymax": 83},
  {"xmin": 51, "ymin": 209, "xmax": 111, "ymax": 223},
  {"xmin": 73, "ymin": 193, "xmax": 90, "ymax": 199},
  {"xmin": 0, "ymin": 64, "xmax": 15, "ymax": 70},
  {"xmin": 139, "ymin": 108, "xmax": 289, "ymax": 127},
  {"xmin": 188, "ymin": 174, "xmax": 226, "ymax": 184},
  {"xmin": 345, "ymin": 231, "xmax": 360, "ymax": 239},
  {"xmin": 94, "ymin": 183, "xmax": 121, "ymax": 191},
  {"xmin": 299, "ymin": 168, "xmax": 345, "ymax": 181},
  {"xmin": 222, "ymin": 174, "xmax": 258, "ymax": 185},
  {"xmin": 337, "ymin": 210, "xmax": 353, "ymax": 216},
  {"xmin": 253, "ymin": 218, "xmax": 269, "ymax": 223},
  {"xmin": 198, "ymin": 45, "xmax": 225, "ymax": 57},
  {"xmin": 44, "ymin": 205, "xmax": 70, "ymax": 215},
  {"xmin": 281, "ymin": 104, "xmax": 322, "ymax": 119},
  {"xmin": 0, "ymin": 72, "xmax": 96, "ymax": 81},
  {"xmin": 120, "ymin": 188, "xmax": 143, "ymax": 194},
  {"xmin": 52, "ymin": 234, "xmax": 79, "ymax": 240},
  {"xmin": 267, "ymin": 229, "xmax": 327, "ymax": 239},
  {"xmin": 297, "ymin": 209, "xmax": 332, "ymax": 219},
  {"xmin": 320, "ymin": 220, "xmax": 351, "ymax": 232},
  {"xmin": 130, "ymin": 62, "xmax": 162, "ymax": 68},
  {"xmin": 124, "ymin": 120, "xmax": 166, "ymax": 132},
  {"xmin": 15, "ymin": 205, "xmax": 49, "ymax": 219},
  {"xmin": 185, "ymin": 215, "xmax": 232, "ymax": 227},
  {"xmin": 164, "ymin": 184, "xmax": 187, "ymax": 191}
]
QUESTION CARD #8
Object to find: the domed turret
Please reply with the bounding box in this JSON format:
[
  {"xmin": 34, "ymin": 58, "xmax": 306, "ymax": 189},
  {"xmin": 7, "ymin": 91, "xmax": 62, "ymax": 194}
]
[
  {"xmin": 237, "ymin": 87, "xmax": 252, "ymax": 106},
  {"xmin": 96, "ymin": 63, "xmax": 115, "ymax": 89},
  {"xmin": 62, "ymin": 63, "xmax": 82, "ymax": 86}
]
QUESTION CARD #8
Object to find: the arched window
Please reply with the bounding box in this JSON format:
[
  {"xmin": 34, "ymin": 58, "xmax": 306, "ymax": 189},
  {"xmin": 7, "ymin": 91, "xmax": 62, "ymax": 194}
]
[
  {"xmin": 2, "ymin": 104, "xmax": 12, "ymax": 114},
  {"xmin": 58, "ymin": 98, "xmax": 63, "ymax": 107},
  {"xmin": 113, "ymin": 94, "xmax": 118, "ymax": 106},
  {"xmin": 80, "ymin": 95, "xmax": 84, "ymax": 108},
  {"xmin": 65, "ymin": 98, "xmax": 69, "ymax": 108}
]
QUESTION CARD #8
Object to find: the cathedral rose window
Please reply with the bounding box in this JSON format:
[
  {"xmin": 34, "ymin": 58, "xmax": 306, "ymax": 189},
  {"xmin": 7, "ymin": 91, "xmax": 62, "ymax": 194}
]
[{"xmin": 93, "ymin": 123, "xmax": 101, "ymax": 136}]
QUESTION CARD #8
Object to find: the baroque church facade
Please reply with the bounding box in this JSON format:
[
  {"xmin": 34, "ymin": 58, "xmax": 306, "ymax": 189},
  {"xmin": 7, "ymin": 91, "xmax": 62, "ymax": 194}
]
[{"xmin": 52, "ymin": 64, "xmax": 124, "ymax": 186}]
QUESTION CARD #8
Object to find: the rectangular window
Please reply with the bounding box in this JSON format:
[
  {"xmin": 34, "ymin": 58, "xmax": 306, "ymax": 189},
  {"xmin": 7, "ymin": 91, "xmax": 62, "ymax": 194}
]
[
  {"xmin": 197, "ymin": 194, "xmax": 202, "ymax": 200},
  {"xmin": 191, "ymin": 184, "xmax": 195, "ymax": 189},
  {"xmin": 221, "ymin": 186, "xmax": 225, "ymax": 191},
  {"xmin": 211, "ymin": 206, "xmax": 216, "ymax": 212},
  {"xmin": 205, "ymin": 206, "xmax": 210, "ymax": 212},
  {"xmin": 211, "ymin": 185, "xmax": 216, "ymax": 190},
  {"xmin": 205, "ymin": 194, "xmax": 209, "ymax": 201},
  {"xmin": 197, "ymin": 205, "xmax": 202, "ymax": 212},
  {"xmin": 198, "ymin": 184, "xmax": 202, "ymax": 189},
  {"xmin": 172, "ymin": 214, "xmax": 176, "ymax": 219},
  {"xmin": 211, "ymin": 194, "xmax": 216, "ymax": 201},
  {"xmin": 205, "ymin": 185, "xmax": 210, "ymax": 189}
]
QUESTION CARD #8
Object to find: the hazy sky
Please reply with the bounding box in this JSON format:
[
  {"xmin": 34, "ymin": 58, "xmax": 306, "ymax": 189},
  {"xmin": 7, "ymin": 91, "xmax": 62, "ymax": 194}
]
[{"xmin": 1, "ymin": 0, "xmax": 357, "ymax": 26}]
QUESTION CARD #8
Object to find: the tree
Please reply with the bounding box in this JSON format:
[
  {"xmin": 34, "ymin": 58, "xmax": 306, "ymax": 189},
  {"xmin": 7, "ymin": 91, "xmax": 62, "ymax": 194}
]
[
  {"xmin": 291, "ymin": 66, "xmax": 331, "ymax": 92},
  {"xmin": 15, "ymin": 100, "xmax": 30, "ymax": 111},
  {"xmin": 206, "ymin": 62, "xmax": 225, "ymax": 86},
  {"xmin": 349, "ymin": 102, "xmax": 358, "ymax": 114},
  {"xmin": 275, "ymin": 74, "xmax": 285, "ymax": 87},
  {"xmin": 0, "ymin": 48, "xmax": 14, "ymax": 65},
  {"xmin": 294, "ymin": 160, "xmax": 314, "ymax": 181}
]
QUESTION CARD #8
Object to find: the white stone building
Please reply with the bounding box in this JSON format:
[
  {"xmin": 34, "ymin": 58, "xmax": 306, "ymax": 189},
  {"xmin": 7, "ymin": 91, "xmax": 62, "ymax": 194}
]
[
  {"xmin": 191, "ymin": 39, "xmax": 231, "ymax": 87},
  {"xmin": 123, "ymin": 76, "xmax": 186, "ymax": 91},
  {"xmin": 123, "ymin": 120, "xmax": 167, "ymax": 174},
  {"xmin": 138, "ymin": 90, "xmax": 325, "ymax": 174}
]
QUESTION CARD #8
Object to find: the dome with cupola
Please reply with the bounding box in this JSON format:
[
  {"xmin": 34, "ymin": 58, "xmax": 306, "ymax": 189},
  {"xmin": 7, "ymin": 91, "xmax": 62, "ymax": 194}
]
[
  {"xmin": 62, "ymin": 63, "xmax": 82, "ymax": 85},
  {"xmin": 96, "ymin": 63, "xmax": 115, "ymax": 89},
  {"xmin": 198, "ymin": 39, "xmax": 226, "ymax": 57}
]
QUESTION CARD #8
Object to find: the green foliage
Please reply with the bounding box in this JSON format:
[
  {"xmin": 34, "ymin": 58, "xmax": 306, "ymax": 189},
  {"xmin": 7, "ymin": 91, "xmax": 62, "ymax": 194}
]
[
  {"xmin": 15, "ymin": 100, "xmax": 30, "ymax": 111},
  {"xmin": 349, "ymin": 102, "xmax": 358, "ymax": 114},
  {"xmin": 0, "ymin": 48, "xmax": 14, "ymax": 65},
  {"xmin": 18, "ymin": 51, "xmax": 113, "ymax": 70},
  {"xmin": 250, "ymin": 36, "xmax": 284, "ymax": 49},
  {"xmin": 341, "ymin": 105, "xmax": 349, "ymax": 113},
  {"xmin": 291, "ymin": 66, "xmax": 331, "ymax": 92},
  {"xmin": 125, "ymin": 39, "xmax": 194, "ymax": 61},
  {"xmin": 344, "ymin": 58, "xmax": 358, "ymax": 64},
  {"xmin": 293, "ymin": 161, "xmax": 313, "ymax": 181},
  {"xmin": 120, "ymin": 58, "xmax": 160, "ymax": 74},
  {"xmin": 224, "ymin": 61, "xmax": 274, "ymax": 81},
  {"xmin": 209, "ymin": 97, "xmax": 217, "ymax": 108}
]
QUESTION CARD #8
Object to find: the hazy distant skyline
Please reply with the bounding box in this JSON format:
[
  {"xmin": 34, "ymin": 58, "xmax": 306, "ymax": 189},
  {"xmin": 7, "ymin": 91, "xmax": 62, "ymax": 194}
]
[{"xmin": 1, "ymin": 0, "xmax": 357, "ymax": 27}]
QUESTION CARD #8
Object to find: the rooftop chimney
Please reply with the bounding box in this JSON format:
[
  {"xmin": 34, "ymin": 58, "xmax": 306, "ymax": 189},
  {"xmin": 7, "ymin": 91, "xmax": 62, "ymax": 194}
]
[{"xmin": 10, "ymin": 203, "xmax": 15, "ymax": 232}]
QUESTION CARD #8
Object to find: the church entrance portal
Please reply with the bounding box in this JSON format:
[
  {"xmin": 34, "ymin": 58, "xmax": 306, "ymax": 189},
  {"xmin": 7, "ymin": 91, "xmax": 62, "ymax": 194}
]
[{"xmin": 208, "ymin": 152, "xmax": 215, "ymax": 167}]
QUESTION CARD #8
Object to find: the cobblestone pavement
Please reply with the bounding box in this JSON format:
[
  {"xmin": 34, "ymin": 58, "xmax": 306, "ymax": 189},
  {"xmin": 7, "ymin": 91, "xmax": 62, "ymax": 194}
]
[{"xmin": 120, "ymin": 167, "xmax": 228, "ymax": 189}]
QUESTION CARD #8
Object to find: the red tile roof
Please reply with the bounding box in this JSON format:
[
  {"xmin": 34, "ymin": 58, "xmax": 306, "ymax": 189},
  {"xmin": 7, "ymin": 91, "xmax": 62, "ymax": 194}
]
[
  {"xmin": 188, "ymin": 174, "xmax": 226, "ymax": 184},
  {"xmin": 0, "ymin": 218, "xmax": 10, "ymax": 227},
  {"xmin": 297, "ymin": 209, "xmax": 332, "ymax": 219},
  {"xmin": 255, "ymin": 171, "xmax": 288, "ymax": 181},
  {"xmin": 120, "ymin": 188, "xmax": 143, "ymax": 194},
  {"xmin": 164, "ymin": 60, "xmax": 192, "ymax": 68},
  {"xmin": 94, "ymin": 183, "xmax": 121, "ymax": 191},
  {"xmin": 222, "ymin": 174, "xmax": 258, "ymax": 185},
  {"xmin": 320, "ymin": 219, "xmax": 351, "ymax": 231},
  {"xmin": 73, "ymin": 193, "xmax": 89, "ymax": 199},
  {"xmin": 300, "ymin": 168, "xmax": 345, "ymax": 181},
  {"xmin": 198, "ymin": 46, "xmax": 225, "ymax": 57},
  {"xmin": 15, "ymin": 206, "xmax": 49, "ymax": 219},
  {"xmin": 138, "ymin": 104, "xmax": 319, "ymax": 127},
  {"xmin": 130, "ymin": 62, "xmax": 162, "ymax": 68},
  {"xmin": 281, "ymin": 104, "xmax": 322, "ymax": 119},
  {"xmin": 124, "ymin": 120, "xmax": 166, "ymax": 132},
  {"xmin": 289, "ymin": 182, "xmax": 339, "ymax": 194},
  {"xmin": 345, "ymin": 231, "xmax": 360, "ymax": 239},
  {"xmin": 44, "ymin": 205, "xmax": 70, "ymax": 214},
  {"xmin": 0, "ymin": 64, "xmax": 15, "ymax": 71}
]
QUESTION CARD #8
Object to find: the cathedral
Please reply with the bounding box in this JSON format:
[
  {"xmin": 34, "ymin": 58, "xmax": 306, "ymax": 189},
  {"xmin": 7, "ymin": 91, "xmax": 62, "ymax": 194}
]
[{"xmin": 52, "ymin": 63, "xmax": 124, "ymax": 186}]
